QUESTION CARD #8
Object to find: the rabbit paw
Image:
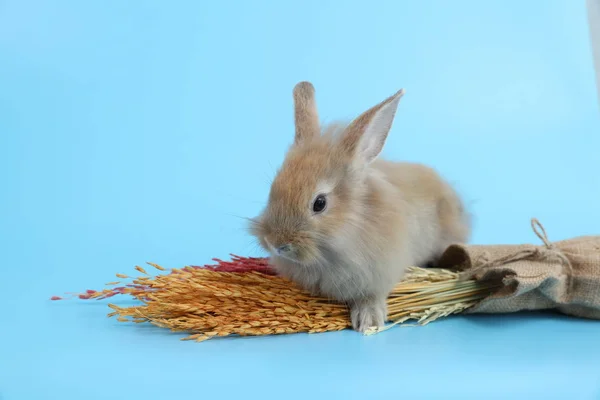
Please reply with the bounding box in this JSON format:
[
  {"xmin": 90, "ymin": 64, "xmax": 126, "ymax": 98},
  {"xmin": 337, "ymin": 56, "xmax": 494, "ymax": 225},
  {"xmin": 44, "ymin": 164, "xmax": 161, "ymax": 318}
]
[{"xmin": 350, "ymin": 298, "xmax": 387, "ymax": 332}]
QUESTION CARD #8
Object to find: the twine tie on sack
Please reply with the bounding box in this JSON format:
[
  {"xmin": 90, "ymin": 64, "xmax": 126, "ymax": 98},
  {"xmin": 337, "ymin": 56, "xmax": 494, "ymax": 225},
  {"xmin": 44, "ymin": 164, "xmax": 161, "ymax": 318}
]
[{"xmin": 462, "ymin": 218, "xmax": 574, "ymax": 293}]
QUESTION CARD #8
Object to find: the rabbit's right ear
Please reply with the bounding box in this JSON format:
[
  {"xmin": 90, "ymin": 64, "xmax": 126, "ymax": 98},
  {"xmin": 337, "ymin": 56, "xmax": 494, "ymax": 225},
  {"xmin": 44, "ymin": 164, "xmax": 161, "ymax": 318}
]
[
  {"xmin": 292, "ymin": 81, "xmax": 320, "ymax": 144},
  {"xmin": 340, "ymin": 88, "xmax": 405, "ymax": 165}
]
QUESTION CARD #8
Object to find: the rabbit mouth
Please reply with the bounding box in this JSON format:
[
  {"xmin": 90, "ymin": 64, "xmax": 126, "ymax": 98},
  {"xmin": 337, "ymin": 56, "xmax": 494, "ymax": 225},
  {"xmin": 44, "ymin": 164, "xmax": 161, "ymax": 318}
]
[
  {"xmin": 275, "ymin": 252, "xmax": 299, "ymax": 263},
  {"xmin": 265, "ymin": 239, "xmax": 295, "ymax": 259},
  {"xmin": 265, "ymin": 237, "xmax": 309, "ymax": 264}
]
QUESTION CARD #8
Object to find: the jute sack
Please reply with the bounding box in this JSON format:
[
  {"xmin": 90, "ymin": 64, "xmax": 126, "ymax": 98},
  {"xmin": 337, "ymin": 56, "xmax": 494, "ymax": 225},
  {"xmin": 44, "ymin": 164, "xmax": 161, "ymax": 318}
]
[{"xmin": 437, "ymin": 218, "xmax": 600, "ymax": 319}]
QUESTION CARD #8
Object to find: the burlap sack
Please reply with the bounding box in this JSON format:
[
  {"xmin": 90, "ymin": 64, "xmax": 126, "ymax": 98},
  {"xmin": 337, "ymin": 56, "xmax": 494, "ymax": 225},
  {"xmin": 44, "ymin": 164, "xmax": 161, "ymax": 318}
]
[{"xmin": 437, "ymin": 218, "xmax": 600, "ymax": 319}]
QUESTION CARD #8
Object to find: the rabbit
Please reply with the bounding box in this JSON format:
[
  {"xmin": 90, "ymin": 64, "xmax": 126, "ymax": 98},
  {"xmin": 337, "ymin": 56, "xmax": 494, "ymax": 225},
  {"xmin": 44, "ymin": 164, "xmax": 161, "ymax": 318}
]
[{"xmin": 249, "ymin": 81, "xmax": 471, "ymax": 332}]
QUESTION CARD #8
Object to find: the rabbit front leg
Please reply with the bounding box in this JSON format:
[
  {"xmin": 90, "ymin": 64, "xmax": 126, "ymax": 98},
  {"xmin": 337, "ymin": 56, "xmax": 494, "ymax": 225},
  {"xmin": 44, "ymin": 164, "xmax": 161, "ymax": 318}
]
[{"xmin": 349, "ymin": 296, "xmax": 387, "ymax": 332}]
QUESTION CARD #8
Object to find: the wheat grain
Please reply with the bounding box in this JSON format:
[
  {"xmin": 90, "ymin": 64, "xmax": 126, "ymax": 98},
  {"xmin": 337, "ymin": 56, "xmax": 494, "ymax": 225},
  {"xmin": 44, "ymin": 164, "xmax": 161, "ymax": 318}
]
[
  {"xmin": 52, "ymin": 256, "xmax": 499, "ymax": 341},
  {"xmin": 86, "ymin": 258, "xmax": 497, "ymax": 342}
]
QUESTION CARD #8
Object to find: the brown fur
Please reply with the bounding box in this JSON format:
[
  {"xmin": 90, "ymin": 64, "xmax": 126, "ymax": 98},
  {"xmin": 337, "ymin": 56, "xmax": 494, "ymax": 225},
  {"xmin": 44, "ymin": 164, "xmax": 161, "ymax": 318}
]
[{"xmin": 250, "ymin": 81, "xmax": 471, "ymax": 332}]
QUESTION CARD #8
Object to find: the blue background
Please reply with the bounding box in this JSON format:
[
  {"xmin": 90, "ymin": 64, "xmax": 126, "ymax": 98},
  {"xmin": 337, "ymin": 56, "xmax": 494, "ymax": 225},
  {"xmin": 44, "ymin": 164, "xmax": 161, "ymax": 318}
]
[{"xmin": 2, "ymin": 1, "xmax": 600, "ymax": 399}]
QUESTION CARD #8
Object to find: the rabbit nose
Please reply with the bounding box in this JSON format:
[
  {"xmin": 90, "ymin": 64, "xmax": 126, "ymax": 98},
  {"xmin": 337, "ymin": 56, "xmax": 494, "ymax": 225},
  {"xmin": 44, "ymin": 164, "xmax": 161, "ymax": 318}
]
[{"xmin": 276, "ymin": 244, "xmax": 292, "ymax": 255}]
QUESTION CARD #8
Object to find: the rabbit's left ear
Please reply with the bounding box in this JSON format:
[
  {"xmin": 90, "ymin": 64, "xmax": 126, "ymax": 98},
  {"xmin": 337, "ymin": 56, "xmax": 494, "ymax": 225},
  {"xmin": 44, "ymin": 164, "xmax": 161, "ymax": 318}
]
[
  {"xmin": 292, "ymin": 81, "xmax": 320, "ymax": 145},
  {"xmin": 341, "ymin": 88, "xmax": 405, "ymax": 164}
]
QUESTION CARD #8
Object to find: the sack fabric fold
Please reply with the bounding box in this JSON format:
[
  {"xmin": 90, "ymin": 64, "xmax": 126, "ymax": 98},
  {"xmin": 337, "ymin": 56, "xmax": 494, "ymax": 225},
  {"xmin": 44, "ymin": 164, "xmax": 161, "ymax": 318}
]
[{"xmin": 437, "ymin": 219, "xmax": 600, "ymax": 319}]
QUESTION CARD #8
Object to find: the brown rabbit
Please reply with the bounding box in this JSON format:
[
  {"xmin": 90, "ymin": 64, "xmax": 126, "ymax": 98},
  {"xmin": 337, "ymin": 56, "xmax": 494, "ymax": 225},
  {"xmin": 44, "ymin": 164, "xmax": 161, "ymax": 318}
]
[{"xmin": 249, "ymin": 81, "xmax": 471, "ymax": 332}]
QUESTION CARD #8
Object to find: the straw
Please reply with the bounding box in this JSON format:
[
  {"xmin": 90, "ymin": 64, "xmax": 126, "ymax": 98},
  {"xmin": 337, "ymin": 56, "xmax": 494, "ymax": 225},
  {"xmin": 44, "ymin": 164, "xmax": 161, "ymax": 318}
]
[{"xmin": 51, "ymin": 255, "xmax": 499, "ymax": 342}]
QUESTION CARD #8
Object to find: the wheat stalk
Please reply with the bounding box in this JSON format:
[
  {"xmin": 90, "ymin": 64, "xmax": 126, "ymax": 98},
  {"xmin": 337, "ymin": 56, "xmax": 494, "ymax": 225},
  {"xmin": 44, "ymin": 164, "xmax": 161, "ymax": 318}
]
[{"xmin": 52, "ymin": 255, "xmax": 499, "ymax": 342}]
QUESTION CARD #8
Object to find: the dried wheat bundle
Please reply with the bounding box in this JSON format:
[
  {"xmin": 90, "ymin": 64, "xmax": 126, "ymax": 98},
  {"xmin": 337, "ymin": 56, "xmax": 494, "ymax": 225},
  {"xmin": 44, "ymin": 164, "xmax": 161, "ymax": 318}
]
[{"xmin": 52, "ymin": 255, "xmax": 499, "ymax": 342}]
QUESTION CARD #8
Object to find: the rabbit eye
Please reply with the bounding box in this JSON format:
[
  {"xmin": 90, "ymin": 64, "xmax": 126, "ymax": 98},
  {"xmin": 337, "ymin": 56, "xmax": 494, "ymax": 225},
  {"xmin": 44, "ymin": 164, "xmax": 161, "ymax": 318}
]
[{"xmin": 312, "ymin": 194, "xmax": 327, "ymax": 213}]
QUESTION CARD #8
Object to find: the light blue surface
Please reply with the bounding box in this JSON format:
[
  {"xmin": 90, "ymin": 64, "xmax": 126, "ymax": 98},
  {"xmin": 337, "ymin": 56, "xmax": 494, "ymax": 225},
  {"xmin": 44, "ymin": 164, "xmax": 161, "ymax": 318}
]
[{"xmin": 2, "ymin": 1, "xmax": 600, "ymax": 399}]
